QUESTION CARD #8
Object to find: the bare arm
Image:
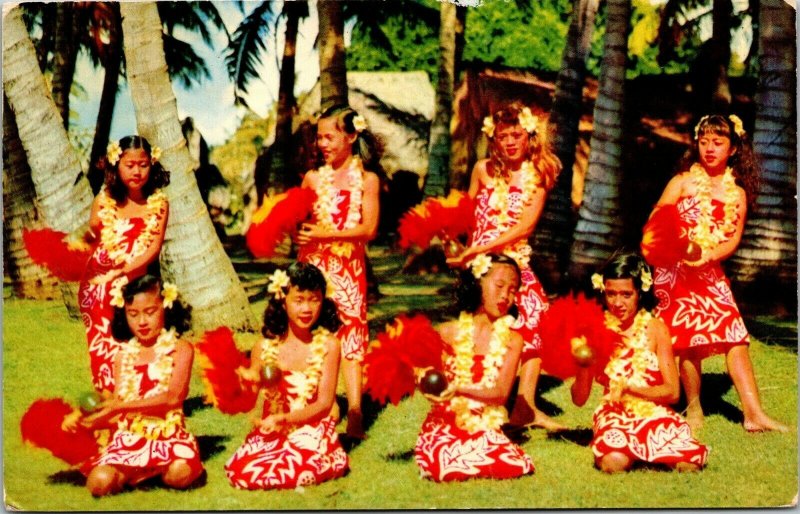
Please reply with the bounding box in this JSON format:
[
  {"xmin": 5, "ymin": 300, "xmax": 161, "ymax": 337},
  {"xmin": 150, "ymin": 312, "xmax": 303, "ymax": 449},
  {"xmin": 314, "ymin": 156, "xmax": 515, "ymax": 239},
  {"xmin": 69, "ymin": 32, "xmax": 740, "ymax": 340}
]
[
  {"xmin": 570, "ymin": 366, "xmax": 594, "ymax": 407},
  {"xmin": 121, "ymin": 201, "xmax": 169, "ymax": 279},
  {"xmin": 653, "ymin": 173, "xmax": 688, "ymax": 210}
]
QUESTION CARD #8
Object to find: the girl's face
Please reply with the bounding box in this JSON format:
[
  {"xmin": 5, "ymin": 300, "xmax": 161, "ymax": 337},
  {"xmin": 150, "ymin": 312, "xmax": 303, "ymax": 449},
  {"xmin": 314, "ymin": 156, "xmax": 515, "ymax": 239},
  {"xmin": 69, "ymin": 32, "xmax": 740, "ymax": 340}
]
[
  {"xmin": 697, "ymin": 132, "xmax": 733, "ymax": 173},
  {"xmin": 480, "ymin": 263, "xmax": 519, "ymax": 319},
  {"xmin": 118, "ymin": 148, "xmax": 152, "ymax": 194},
  {"xmin": 125, "ymin": 287, "xmax": 165, "ymax": 343},
  {"xmin": 285, "ymin": 285, "xmax": 323, "ymax": 333},
  {"xmin": 604, "ymin": 278, "xmax": 639, "ymax": 327},
  {"xmin": 317, "ymin": 117, "xmax": 356, "ymax": 168},
  {"xmin": 494, "ymin": 122, "xmax": 529, "ymax": 164}
]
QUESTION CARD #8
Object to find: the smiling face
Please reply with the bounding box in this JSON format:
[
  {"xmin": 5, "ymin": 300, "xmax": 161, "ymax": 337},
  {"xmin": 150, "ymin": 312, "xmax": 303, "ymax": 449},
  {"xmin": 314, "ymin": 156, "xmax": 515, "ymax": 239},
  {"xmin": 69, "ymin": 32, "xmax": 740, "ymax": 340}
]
[
  {"xmin": 316, "ymin": 116, "xmax": 356, "ymax": 168},
  {"xmin": 603, "ymin": 278, "xmax": 639, "ymax": 328},
  {"xmin": 480, "ymin": 263, "xmax": 519, "ymax": 319},
  {"xmin": 494, "ymin": 121, "xmax": 529, "ymax": 165},
  {"xmin": 697, "ymin": 133, "xmax": 734, "ymax": 174},
  {"xmin": 125, "ymin": 286, "xmax": 165, "ymax": 344},
  {"xmin": 117, "ymin": 148, "xmax": 152, "ymax": 195},
  {"xmin": 285, "ymin": 285, "xmax": 323, "ymax": 333}
]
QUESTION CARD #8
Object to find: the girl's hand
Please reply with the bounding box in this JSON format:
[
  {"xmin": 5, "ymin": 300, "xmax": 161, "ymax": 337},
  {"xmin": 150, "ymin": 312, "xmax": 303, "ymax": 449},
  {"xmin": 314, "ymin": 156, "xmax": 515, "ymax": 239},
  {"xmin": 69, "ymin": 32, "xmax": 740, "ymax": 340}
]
[
  {"xmin": 295, "ymin": 223, "xmax": 327, "ymax": 245},
  {"xmin": 236, "ymin": 365, "xmax": 259, "ymax": 384},
  {"xmin": 446, "ymin": 247, "xmax": 475, "ymax": 269},
  {"xmin": 61, "ymin": 409, "xmax": 83, "ymax": 432},
  {"xmin": 258, "ymin": 414, "xmax": 285, "ymax": 433},
  {"xmin": 422, "ymin": 381, "xmax": 457, "ymax": 403},
  {"xmin": 78, "ymin": 401, "xmax": 118, "ymax": 430}
]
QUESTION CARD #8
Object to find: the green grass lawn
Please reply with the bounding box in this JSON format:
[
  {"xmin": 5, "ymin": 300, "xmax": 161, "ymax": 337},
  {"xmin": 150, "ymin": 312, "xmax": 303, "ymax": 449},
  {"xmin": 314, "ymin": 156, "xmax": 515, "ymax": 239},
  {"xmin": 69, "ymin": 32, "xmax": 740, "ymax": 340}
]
[{"xmin": 3, "ymin": 252, "xmax": 798, "ymax": 509}]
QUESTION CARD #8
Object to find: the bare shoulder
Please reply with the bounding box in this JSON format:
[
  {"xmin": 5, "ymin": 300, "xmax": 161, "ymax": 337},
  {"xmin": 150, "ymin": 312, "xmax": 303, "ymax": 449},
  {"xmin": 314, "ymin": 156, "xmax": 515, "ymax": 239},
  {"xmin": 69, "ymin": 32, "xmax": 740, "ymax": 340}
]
[
  {"xmin": 507, "ymin": 330, "xmax": 524, "ymax": 351},
  {"xmin": 437, "ymin": 320, "xmax": 459, "ymax": 345},
  {"xmin": 646, "ymin": 316, "xmax": 670, "ymax": 340},
  {"xmin": 362, "ymin": 170, "xmax": 380, "ymax": 187},
  {"xmin": 175, "ymin": 338, "xmax": 195, "ymax": 360}
]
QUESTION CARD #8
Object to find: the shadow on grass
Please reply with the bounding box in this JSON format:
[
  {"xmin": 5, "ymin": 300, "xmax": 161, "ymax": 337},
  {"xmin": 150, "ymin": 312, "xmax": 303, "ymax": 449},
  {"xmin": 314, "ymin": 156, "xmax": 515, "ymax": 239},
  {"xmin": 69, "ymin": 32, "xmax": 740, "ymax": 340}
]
[
  {"xmin": 745, "ymin": 318, "xmax": 798, "ymax": 352},
  {"xmin": 48, "ymin": 469, "xmax": 85, "ymax": 487},
  {"xmin": 337, "ymin": 393, "xmax": 389, "ymax": 453},
  {"xmin": 504, "ymin": 375, "xmax": 566, "ymax": 419},
  {"xmin": 683, "ymin": 372, "xmax": 743, "ymax": 425},
  {"xmin": 183, "ymin": 395, "xmax": 212, "ymax": 416},
  {"xmin": 384, "ymin": 449, "xmax": 415, "ymax": 461},
  {"xmin": 197, "ymin": 435, "xmax": 230, "ymax": 462},
  {"xmin": 546, "ymin": 427, "xmax": 594, "ymax": 447}
]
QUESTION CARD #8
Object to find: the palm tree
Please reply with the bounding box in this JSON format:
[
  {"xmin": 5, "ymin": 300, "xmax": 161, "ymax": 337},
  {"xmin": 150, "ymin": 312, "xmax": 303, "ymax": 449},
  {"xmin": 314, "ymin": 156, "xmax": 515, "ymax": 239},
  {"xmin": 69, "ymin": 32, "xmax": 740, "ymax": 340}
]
[
  {"xmin": 533, "ymin": 0, "xmax": 600, "ymax": 291},
  {"xmin": 51, "ymin": 3, "xmax": 79, "ymax": 129},
  {"xmin": 568, "ymin": 0, "xmax": 631, "ymax": 284},
  {"xmin": 3, "ymin": 97, "xmax": 61, "ymax": 300},
  {"xmin": 119, "ymin": 1, "xmax": 257, "ymax": 332},
  {"xmin": 318, "ymin": 0, "xmax": 347, "ymax": 111},
  {"xmin": 727, "ymin": 0, "xmax": 796, "ymax": 306}
]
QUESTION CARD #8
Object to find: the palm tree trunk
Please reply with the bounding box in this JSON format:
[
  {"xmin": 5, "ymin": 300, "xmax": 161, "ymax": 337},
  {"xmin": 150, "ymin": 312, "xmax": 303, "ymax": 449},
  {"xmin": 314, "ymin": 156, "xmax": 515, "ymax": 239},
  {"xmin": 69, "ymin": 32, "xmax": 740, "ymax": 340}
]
[
  {"xmin": 3, "ymin": 97, "xmax": 61, "ymax": 300},
  {"xmin": 51, "ymin": 3, "xmax": 79, "ymax": 129},
  {"xmin": 3, "ymin": 6, "xmax": 93, "ymax": 317},
  {"xmin": 119, "ymin": 2, "xmax": 257, "ymax": 332},
  {"xmin": 568, "ymin": 0, "xmax": 630, "ymax": 285},
  {"xmin": 318, "ymin": 0, "xmax": 347, "ymax": 111},
  {"xmin": 424, "ymin": 1, "xmax": 457, "ymax": 198},
  {"xmin": 727, "ymin": 0, "xmax": 796, "ymax": 306},
  {"xmin": 534, "ymin": 0, "xmax": 599, "ymax": 292},
  {"xmin": 709, "ymin": 0, "xmax": 733, "ymax": 109}
]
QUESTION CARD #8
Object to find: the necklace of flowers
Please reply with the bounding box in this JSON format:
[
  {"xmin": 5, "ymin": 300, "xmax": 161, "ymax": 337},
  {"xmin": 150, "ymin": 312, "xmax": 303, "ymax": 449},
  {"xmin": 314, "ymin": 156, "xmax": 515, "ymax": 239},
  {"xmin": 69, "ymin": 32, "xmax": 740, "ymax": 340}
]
[
  {"xmin": 488, "ymin": 160, "xmax": 539, "ymax": 231},
  {"xmin": 260, "ymin": 328, "xmax": 329, "ymax": 411},
  {"xmin": 688, "ymin": 163, "xmax": 739, "ymax": 259},
  {"xmin": 116, "ymin": 328, "xmax": 177, "ymax": 402},
  {"xmin": 97, "ymin": 187, "xmax": 167, "ymax": 267},
  {"xmin": 449, "ymin": 312, "xmax": 513, "ymax": 433},
  {"xmin": 603, "ymin": 309, "xmax": 654, "ymax": 399},
  {"xmin": 313, "ymin": 156, "xmax": 363, "ymax": 232}
]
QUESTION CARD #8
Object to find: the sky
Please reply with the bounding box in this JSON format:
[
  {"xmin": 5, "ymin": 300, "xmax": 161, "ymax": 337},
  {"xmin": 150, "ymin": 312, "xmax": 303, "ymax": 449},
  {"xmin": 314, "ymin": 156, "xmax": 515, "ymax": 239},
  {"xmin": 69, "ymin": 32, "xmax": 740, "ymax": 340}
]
[{"xmin": 72, "ymin": 1, "xmax": 327, "ymax": 147}]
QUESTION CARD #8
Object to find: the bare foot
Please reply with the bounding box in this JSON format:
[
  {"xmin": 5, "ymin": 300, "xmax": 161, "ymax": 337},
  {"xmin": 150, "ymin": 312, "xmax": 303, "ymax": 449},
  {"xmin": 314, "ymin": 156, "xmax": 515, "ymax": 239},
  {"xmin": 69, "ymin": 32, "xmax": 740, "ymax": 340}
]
[
  {"xmin": 743, "ymin": 415, "xmax": 790, "ymax": 433},
  {"xmin": 685, "ymin": 412, "xmax": 703, "ymax": 436},
  {"xmin": 346, "ymin": 410, "xmax": 367, "ymax": 440},
  {"xmin": 531, "ymin": 408, "xmax": 567, "ymax": 432},
  {"xmin": 674, "ymin": 462, "xmax": 700, "ymax": 473}
]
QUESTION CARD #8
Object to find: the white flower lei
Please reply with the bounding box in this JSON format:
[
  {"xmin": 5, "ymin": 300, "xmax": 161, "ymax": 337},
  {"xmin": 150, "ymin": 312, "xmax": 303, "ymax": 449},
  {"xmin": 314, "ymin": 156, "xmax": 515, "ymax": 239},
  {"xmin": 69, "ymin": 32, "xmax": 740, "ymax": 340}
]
[
  {"xmin": 313, "ymin": 157, "xmax": 363, "ymax": 232},
  {"xmin": 487, "ymin": 160, "xmax": 539, "ymax": 231},
  {"xmin": 688, "ymin": 164, "xmax": 739, "ymax": 260},
  {"xmin": 97, "ymin": 187, "xmax": 167, "ymax": 267},
  {"xmin": 603, "ymin": 310, "xmax": 656, "ymax": 400},
  {"xmin": 448, "ymin": 312, "xmax": 513, "ymax": 433},
  {"xmin": 260, "ymin": 328, "xmax": 330, "ymax": 411},
  {"xmin": 116, "ymin": 328, "xmax": 177, "ymax": 402}
]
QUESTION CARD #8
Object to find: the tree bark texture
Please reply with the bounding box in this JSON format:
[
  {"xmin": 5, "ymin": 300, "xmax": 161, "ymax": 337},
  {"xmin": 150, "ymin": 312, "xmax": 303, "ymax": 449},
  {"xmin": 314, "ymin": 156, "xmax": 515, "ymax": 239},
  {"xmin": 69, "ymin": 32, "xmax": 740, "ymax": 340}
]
[{"xmin": 318, "ymin": 0, "xmax": 347, "ymax": 112}]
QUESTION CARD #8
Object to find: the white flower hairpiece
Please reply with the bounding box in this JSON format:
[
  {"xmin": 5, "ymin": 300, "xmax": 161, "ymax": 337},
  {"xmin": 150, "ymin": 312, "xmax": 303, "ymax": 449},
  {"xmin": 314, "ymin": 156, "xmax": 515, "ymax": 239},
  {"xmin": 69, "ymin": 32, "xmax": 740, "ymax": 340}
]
[
  {"xmin": 468, "ymin": 254, "xmax": 493, "ymax": 279},
  {"xmin": 728, "ymin": 115, "xmax": 745, "ymax": 138},
  {"xmin": 639, "ymin": 269, "xmax": 652, "ymax": 292},
  {"xmin": 518, "ymin": 107, "xmax": 539, "ymax": 134},
  {"xmin": 150, "ymin": 145, "xmax": 162, "ymax": 163},
  {"xmin": 481, "ymin": 116, "xmax": 495, "ymax": 138},
  {"xmin": 161, "ymin": 282, "xmax": 178, "ymax": 308},
  {"xmin": 693, "ymin": 115, "xmax": 711, "ymax": 140},
  {"xmin": 352, "ymin": 115, "xmax": 368, "ymax": 133},
  {"xmin": 106, "ymin": 141, "xmax": 123, "ymax": 166},
  {"xmin": 267, "ymin": 269, "xmax": 291, "ymax": 300},
  {"xmin": 591, "ymin": 273, "xmax": 605, "ymax": 292},
  {"xmin": 109, "ymin": 276, "xmax": 129, "ymax": 308}
]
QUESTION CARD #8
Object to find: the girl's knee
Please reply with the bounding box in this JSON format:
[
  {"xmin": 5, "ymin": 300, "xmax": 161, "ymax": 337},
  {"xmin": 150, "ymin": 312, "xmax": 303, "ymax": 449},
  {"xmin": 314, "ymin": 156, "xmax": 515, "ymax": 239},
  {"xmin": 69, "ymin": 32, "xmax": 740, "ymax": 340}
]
[
  {"xmin": 596, "ymin": 452, "xmax": 632, "ymax": 474},
  {"xmin": 86, "ymin": 465, "xmax": 125, "ymax": 497},
  {"xmin": 163, "ymin": 459, "xmax": 202, "ymax": 489},
  {"xmin": 674, "ymin": 461, "xmax": 701, "ymax": 473}
]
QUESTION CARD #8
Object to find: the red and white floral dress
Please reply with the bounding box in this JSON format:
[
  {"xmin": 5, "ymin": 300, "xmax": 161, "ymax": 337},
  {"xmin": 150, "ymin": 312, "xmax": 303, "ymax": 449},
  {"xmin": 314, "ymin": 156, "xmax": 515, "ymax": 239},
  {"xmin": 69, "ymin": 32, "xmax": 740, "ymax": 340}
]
[
  {"xmin": 79, "ymin": 188, "xmax": 168, "ymax": 393},
  {"xmin": 225, "ymin": 332, "xmax": 349, "ymax": 490},
  {"xmin": 298, "ymin": 162, "xmax": 368, "ymax": 362},
  {"xmin": 470, "ymin": 171, "xmax": 548, "ymax": 363},
  {"xmin": 81, "ymin": 330, "xmax": 202, "ymax": 483},
  {"xmin": 653, "ymin": 196, "xmax": 748, "ymax": 358},
  {"xmin": 414, "ymin": 313, "xmax": 534, "ymax": 482},
  {"xmin": 591, "ymin": 312, "xmax": 708, "ymax": 468}
]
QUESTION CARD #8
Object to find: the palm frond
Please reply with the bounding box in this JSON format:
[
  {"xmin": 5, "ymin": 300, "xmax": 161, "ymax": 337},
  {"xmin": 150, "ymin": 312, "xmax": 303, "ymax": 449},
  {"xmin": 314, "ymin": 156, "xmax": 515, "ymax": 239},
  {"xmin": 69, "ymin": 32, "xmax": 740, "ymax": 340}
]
[
  {"xmin": 224, "ymin": 1, "xmax": 276, "ymax": 107},
  {"xmin": 163, "ymin": 34, "xmax": 212, "ymax": 88}
]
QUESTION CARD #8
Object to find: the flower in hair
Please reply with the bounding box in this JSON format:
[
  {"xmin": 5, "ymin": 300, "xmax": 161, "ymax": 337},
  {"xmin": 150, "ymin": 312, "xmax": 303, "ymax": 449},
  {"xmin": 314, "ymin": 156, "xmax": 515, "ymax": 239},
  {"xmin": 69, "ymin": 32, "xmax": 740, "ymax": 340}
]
[
  {"xmin": 267, "ymin": 269, "xmax": 291, "ymax": 300},
  {"xmin": 109, "ymin": 276, "xmax": 129, "ymax": 308},
  {"xmin": 352, "ymin": 115, "xmax": 368, "ymax": 133},
  {"xmin": 481, "ymin": 116, "xmax": 495, "ymax": 138},
  {"xmin": 106, "ymin": 141, "xmax": 123, "ymax": 166},
  {"xmin": 591, "ymin": 273, "xmax": 605, "ymax": 292},
  {"xmin": 518, "ymin": 107, "xmax": 538, "ymax": 134},
  {"xmin": 468, "ymin": 254, "xmax": 493, "ymax": 279},
  {"xmin": 693, "ymin": 115, "xmax": 711, "ymax": 140},
  {"xmin": 728, "ymin": 115, "xmax": 745, "ymax": 138},
  {"xmin": 150, "ymin": 145, "xmax": 162, "ymax": 163},
  {"xmin": 161, "ymin": 282, "xmax": 178, "ymax": 309},
  {"xmin": 639, "ymin": 269, "xmax": 652, "ymax": 292}
]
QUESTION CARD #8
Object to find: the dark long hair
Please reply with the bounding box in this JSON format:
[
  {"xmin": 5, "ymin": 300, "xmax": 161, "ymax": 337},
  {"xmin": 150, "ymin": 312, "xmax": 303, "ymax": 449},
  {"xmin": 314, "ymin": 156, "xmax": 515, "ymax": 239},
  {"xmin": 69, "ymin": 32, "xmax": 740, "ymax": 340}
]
[
  {"xmin": 318, "ymin": 105, "xmax": 386, "ymax": 180},
  {"xmin": 262, "ymin": 262, "xmax": 342, "ymax": 339},
  {"xmin": 99, "ymin": 135, "xmax": 170, "ymax": 203},
  {"xmin": 455, "ymin": 253, "xmax": 521, "ymax": 316},
  {"xmin": 596, "ymin": 252, "xmax": 657, "ymax": 311},
  {"xmin": 111, "ymin": 274, "xmax": 191, "ymax": 341},
  {"xmin": 677, "ymin": 114, "xmax": 759, "ymax": 209}
]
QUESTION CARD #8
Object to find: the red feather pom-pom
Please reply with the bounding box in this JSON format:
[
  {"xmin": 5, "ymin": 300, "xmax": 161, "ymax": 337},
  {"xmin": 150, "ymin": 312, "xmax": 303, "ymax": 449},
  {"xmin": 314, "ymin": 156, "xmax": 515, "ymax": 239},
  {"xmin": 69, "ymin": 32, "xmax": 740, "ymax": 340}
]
[
  {"xmin": 195, "ymin": 327, "xmax": 259, "ymax": 414},
  {"xmin": 539, "ymin": 294, "xmax": 616, "ymax": 380},
  {"xmin": 641, "ymin": 204, "xmax": 689, "ymax": 268},
  {"xmin": 246, "ymin": 187, "xmax": 317, "ymax": 258},
  {"xmin": 397, "ymin": 191, "xmax": 475, "ymax": 251},
  {"xmin": 20, "ymin": 398, "xmax": 100, "ymax": 465},
  {"xmin": 22, "ymin": 228, "xmax": 93, "ymax": 281},
  {"xmin": 364, "ymin": 314, "xmax": 450, "ymax": 405}
]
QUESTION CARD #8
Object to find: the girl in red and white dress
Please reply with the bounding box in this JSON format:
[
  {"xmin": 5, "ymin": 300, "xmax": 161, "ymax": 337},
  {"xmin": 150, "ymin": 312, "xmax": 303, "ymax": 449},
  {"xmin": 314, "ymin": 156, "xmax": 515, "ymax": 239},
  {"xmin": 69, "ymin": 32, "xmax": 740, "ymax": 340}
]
[
  {"xmin": 448, "ymin": 104, "xmax": 562, "ymax": 431},
  {"xmin": 73, "ymin": 274, "xmax": 202, "ymax": 496},
  {"xmin": 296, "ymin": 105, "xmax": 381, "ymax": 439},
  {"xmin": 225, "ymin": 262, "xmax": 348, "ymax": 489},
  {"xmin": 571, "ymin": 253, "xmax": 708, "ymax": 473},
  {"xmin": 415, "ymin": 254, "xmax": 534, "ymax": 482},
  {"xmin": 647, "ymin": 114, "xmax": 787, "ymax": 433},
  {"xmin": 78, "ymin": 136, "xmax": 169, "ymax": 394}
]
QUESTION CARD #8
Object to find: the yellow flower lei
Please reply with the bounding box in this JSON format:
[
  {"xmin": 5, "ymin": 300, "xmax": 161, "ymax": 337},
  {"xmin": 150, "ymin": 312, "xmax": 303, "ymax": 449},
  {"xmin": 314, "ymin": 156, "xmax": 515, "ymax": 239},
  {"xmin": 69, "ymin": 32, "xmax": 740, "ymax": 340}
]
[
  {"xmin": 97, "ymin": 187, "xmax": 167, "ymax": 267},
  {"xmin": 603, "ymin": 310, "xmax": 656, "ymax": 401},
  {"xmin": 448, "ymin": 312, "xmax": 513, "ymax": 433},
  {"xmin": 260, "ymin": 328, "xmax": 330, "ymax": 411},
  {"xmin": 313, "ymin": 157, "xmax": 363, "ymax": 257},
  {"xmin": 117, "ymin": 328, "xmax": 177, "ymax": 402},
  {"xmin": 688, "ymin": 164, "xmax": 739, "ymax": 260}
]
